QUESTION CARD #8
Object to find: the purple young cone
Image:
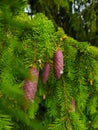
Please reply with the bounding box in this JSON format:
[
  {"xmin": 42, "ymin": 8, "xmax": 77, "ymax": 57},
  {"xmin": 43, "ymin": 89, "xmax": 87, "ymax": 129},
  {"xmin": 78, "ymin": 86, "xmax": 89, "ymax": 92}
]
[
  {"xmin": 42, "ymin": 62, "xmax": 50, "ymax": 84},
  {"xmin": 53, "ymin": 49, "xmax": 64, "ymax": 79},
  {"xmin": 23, "ymin": 67, "xmax": 39, "ymax": 102},
  {"xmin": 70, "ymin": 98, "xmax": 76, "ymax": 112}
]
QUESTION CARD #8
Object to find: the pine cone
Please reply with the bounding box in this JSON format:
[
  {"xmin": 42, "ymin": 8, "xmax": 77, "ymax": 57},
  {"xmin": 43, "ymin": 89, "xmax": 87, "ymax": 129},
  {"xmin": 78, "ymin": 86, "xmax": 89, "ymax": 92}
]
[
  {"xmin": 23, "ymin": 67, "xmax": 39, "ymax": 102},
  {"xmin": 53, "ymin": 49, "xmax": 64, "ymax": 79},
  {"xmin": 70, "ymin": 98, "xmax": 76, "ymax": 112},
  {"xmin": 42, "ymin": 62, "xmax": 50, "ymax": 84}
]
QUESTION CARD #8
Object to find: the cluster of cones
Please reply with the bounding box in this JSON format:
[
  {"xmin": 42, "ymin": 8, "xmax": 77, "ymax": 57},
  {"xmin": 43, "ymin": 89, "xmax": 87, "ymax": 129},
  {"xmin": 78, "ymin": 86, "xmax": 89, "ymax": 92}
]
[{"xmin": 23, "ymin": 49, "xmax": 64, "ymax": 102}]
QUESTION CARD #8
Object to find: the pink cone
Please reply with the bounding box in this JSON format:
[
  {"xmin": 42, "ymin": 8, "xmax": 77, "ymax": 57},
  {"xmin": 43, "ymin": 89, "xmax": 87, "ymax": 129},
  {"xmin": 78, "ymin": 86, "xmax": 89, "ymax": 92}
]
[
  {"xmin": 53, "ymin": 49, "xmax": 64, "ymax": 79},
  {"xmin": 23, "ymin": 67, "xmax": 39, "ymax": 102},
  {"xmin": 42, "ymin": 62, "xmax": 50, "ymax": 84}
]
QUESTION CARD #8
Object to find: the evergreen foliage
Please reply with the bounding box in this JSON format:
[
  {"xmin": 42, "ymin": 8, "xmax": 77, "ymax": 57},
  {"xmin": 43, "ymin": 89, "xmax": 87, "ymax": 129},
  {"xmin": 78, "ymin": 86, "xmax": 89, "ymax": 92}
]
[
  {"xmin": 29, "ymin": 0, "xmax": 98, "ymax": 46},
  {"xmin": 0, "ymin": 114, "xmax": 13, "ymax": 130},
  {"xmin": 0, "ymin": 0, "xmax": 98, "ymax": 130}
]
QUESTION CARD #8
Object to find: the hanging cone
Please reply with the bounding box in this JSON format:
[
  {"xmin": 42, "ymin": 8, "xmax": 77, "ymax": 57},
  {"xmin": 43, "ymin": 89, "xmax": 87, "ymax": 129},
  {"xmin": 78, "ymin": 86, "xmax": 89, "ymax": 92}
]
[
  {"xmin": 42, "ymin": 62, "xmax": 50, "ymax": 84},
  {"xmin": 23, "ymin": 67, "xmax": 39, "ymax": 102},
  {"xmin": 53, "ymin": 49, "xmax": 64, "ymax": 79},
  {"xmin": 70, "ymin": 98, "xmax": 76, "ymax": 112}
]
